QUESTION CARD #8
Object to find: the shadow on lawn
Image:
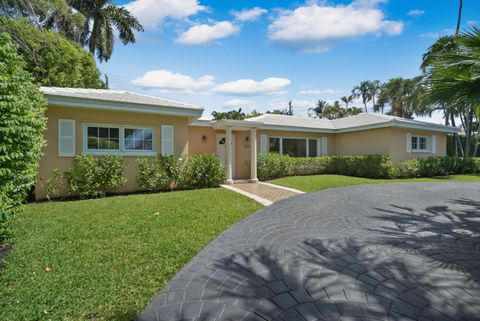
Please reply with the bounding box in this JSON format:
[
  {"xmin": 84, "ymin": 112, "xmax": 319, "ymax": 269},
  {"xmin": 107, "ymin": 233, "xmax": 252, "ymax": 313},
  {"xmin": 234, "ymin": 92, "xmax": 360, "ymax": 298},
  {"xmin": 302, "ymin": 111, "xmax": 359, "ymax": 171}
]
[{"xmin": 199, "ymin": 197, "xmax": 480, "ymax": 321}]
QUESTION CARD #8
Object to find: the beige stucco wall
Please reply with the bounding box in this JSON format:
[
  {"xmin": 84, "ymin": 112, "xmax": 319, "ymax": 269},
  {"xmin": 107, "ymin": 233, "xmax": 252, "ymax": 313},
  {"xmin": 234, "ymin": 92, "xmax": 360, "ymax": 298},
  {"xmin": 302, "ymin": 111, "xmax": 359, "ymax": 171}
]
[
  {"xmin": 188, "ymin": 125, "xmax": 218, "ymax": 155},
  {"xmin": 389, "ymin": 128, "xmax": 447, "ymax": 164},
  {"xmin": 36, "ymin": 105, "xmax": 190, "ymax": 200},
  {"xmin": 333, "ymin": 128, "xmax": 392, "ymax": 157}
]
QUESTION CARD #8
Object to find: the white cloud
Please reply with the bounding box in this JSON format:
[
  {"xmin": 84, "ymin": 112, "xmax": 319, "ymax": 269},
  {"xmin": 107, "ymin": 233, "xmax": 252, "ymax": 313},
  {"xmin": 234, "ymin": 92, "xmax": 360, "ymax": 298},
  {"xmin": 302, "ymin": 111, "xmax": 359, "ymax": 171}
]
[
  {"xmin": 419, "ymin": 32, "xmax": 439, "ymax": 39},
  {"xmin": 213, "ymin": 77, "xmax": 291, "ymax": 96},
  {"xmin": 124, "ymin": 0, "xmax": 206, "ymax": 29},
  {"xmin": 176, "ymin": 21, "xmax": 240, "ymax": 45},
  {"xmin": 232, "ymin": 7, "xmax": 268, "ymax": 22},
  {"xmin": 132, "ymin": 69, "xmax": 214, "ymax": 92},
  {"xmin": 407, "ymin": 9, "xmax": 425, "ymax": 17},
  {"xmin": 223, "ymin": 99, "xmax": 256, "ymax": 108},
  {"xmin": 267, "ymin": 1, "xmax": 404, "ymax": 53},
  {"xmin": 299, "ymin": 89, "xmax": 342, "ymax": 96}
]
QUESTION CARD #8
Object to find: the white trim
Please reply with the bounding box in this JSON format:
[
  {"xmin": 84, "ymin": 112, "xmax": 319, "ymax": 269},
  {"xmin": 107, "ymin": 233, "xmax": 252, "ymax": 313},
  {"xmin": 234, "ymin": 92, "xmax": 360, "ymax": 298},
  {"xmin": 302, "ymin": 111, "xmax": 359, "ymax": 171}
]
[
  {"xmin": 406, "ymin": 133, "xmax": 412, "ymax": 153},
  {"xmin": 432, "ymin": 135, "xmax": 437, "ymax": 154},
  {"xmin": 260, "ymin": 134, "xmax": 268, "ymax": 153},
  {"xmin": 316, "ymin": 138, "xmax": 321, "ymax": 157},
  {"xmin": 268, "ymin": 136, "xmax": 321, "ymax": 157},
  {"xmin": 58, "ymin": 119, "xmax": 75, "ymax": 157},
  {"xmin": 258, "ymin": 182, "xmax": 304, "ymax": 194},
  {"xmin": 161, "ymin": 125, "xmax": 174, "ymax": 156},
  {"xmin": 83, "ymin": 122, "xmax": 155, "ymax": 156},
  {"xmin": 46, "ymin": 96, "xmax": 203, "ymax": 118},
  {"xmin": 220, "ymin": 184, "xmax": 272, "ymax": 206}
]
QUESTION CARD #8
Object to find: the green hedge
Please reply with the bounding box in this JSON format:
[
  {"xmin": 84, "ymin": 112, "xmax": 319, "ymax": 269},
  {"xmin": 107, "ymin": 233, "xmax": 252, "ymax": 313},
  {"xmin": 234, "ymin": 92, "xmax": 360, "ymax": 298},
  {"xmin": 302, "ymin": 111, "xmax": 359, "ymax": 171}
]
[
  {"xmin": 137, "ymin": 156, "xmax": 181, "ymax": 192},
  {"xmin": 182, "ymin": 154, "xmax": 225, "ymax": 189},
  {"xmin": 257, "ymin": 153, "xmax": 480, "ymax": 181}
]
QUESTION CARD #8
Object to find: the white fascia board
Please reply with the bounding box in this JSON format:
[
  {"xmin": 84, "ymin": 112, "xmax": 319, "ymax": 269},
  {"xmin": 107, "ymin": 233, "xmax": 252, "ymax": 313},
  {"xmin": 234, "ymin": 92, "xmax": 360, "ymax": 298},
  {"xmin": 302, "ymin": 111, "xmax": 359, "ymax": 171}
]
[
  {"xmin": 46, "ymin": 96, "xmax": 204, "ymax": 118},
  {"xmin": 334, "ymin": 120, "xmax": 459, "ymax": 134},
  {"xmin": 258, "ymin": 124, "xmax": 336, "ymax": 133}
]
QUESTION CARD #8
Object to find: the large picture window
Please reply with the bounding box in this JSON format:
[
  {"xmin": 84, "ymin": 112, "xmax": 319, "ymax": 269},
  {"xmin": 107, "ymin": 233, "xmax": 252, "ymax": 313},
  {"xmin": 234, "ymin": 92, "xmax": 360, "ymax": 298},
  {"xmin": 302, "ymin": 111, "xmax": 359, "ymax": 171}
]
[
  {"xmin": 85, "ymin": 124, "xmax": 154, "ymax": 154},
  {"xmin": 268, "ymin": 137, "xmax": 320, "ymax": 157}
]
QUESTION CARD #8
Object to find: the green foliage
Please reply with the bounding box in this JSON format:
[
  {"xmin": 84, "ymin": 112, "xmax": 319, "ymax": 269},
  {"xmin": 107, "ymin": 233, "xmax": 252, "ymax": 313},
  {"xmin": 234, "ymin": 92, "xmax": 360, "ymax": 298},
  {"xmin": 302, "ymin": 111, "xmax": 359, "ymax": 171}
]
[
  {"xmin": 212, "ymin": 108, "xmax": 246, "ymax": 120},
  {"xmin": 309, "ymin": 100, "xmax": 363, "ymax": 119},
  {"xmin": 0, "ymin": 33, "xmax": 47, "ymax": 243},
  {"xmin": 39, "ymin": 168, "xmax": 64, "ymax": 201},
  {"xmin": 394, "ymin": 156, "xmax": 480, "ymax": 178},
  {"xmin": 257, "ymin": 153, "xmax": 292, "ymax": 180},
  {"xmin": 137, "ymin": 156, "xmax": 182, "ymax": 192},
  {"xmin": 182, "ymin": 155, "xmax": 225, "ymax": 188},
  {"xmin": 377, "ymin": 77, "xmax": 425, "ymax": 118},
  {"xmin": 65, "ymin": 154, "xmax": 128, "ymax": 198},
  {"xmin": 0, "ymin": 17, "xmax": 103, "ymax": 88}
]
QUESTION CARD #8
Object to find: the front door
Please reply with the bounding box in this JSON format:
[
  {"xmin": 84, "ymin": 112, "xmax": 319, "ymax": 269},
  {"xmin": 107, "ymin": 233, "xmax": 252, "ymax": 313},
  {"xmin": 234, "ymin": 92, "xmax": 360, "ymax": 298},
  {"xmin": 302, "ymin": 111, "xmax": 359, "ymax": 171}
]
[{"xmin": 216, "ymin": 133, "xmax": 236, "ymax": 179}]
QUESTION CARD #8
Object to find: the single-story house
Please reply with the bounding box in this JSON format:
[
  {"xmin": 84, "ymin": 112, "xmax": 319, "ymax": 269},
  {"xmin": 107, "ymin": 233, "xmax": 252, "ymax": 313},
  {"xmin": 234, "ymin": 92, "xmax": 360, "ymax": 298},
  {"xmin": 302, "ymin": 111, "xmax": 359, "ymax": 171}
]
[{"xmin": 35, "ymin": 86, "xmax": 458, "ymax": 200}]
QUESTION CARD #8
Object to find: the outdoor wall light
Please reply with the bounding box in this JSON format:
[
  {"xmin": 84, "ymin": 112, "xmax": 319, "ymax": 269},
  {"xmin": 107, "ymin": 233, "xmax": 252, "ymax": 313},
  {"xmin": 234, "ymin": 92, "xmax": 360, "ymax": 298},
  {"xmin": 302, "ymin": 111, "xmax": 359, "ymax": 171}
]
[
  {"xmin": 202, "ymin": 134, "xmax": 208, "ymax": 143},
  {"xmin": 245, "ymin": 136, "xmax": 250, "ymax": 143}
]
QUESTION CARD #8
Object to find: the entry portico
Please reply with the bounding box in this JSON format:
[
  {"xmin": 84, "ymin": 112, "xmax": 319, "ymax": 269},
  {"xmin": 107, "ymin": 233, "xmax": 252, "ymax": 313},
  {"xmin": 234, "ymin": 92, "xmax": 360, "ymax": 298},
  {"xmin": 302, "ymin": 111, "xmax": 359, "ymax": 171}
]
[{"xmin": 212, "ymin": 119, "xmax": 263, "ymax": 184}]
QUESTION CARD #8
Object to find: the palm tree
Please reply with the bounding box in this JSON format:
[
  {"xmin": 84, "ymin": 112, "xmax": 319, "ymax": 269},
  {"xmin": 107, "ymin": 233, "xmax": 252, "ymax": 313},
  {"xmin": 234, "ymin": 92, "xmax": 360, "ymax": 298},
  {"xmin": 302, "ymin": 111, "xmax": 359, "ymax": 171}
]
[
  {"xmin": 340, "ymin": 95, "xmax": 353, "ymax": 109},
  {"xmin": 69, "ymin": 0, "xmax": 144, "ymax": 62},
  {"xmin": 368, "ymin": 80, "xmax": 382, "ymax": 113},
  {"xmin": 376, "ymin": 77, "xmax": 424, "ymax": 119},
  {"xmin": 352, "ymin": 81, "xmax": 372, "ymax": 113},
  {"xmin": 423, "ymin": 26, "xmax": 480, "ymax": 158},
  {"xmin": 456, "ymin": 0, "xmax": 463, "ymax": 36},
  {"xmin": 309, "ymin": 100, "xmax": 329, "ymax": 118}
]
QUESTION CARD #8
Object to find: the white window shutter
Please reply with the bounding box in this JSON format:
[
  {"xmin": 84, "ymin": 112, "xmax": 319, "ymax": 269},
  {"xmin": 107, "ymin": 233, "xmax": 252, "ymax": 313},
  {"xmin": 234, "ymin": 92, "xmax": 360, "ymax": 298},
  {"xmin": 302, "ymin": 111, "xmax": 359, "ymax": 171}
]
[
  {"xmin": 406, "ymin": 133, "xmax": 412, "ymax": 153},
  {"xmin": 58, "ymin": 119, "xmax": 75, "ymax": 157},
  {"xmin": 431, "ymin": 135, "xmax": 437, "ymax": 154},
  {"xmin": 321, "ymin": 137, "xmax": 328, "ymax": 156},
  {"xmin": 161, "ymin": 125, "xmax": 174, "ymax": 156},
  {"xmin": 260, "ymin": 134, "xmax": 268, "ymax": 153},
  {"xmin": 316, "ymin": 139, "xmax": 321, "ymax": 157}
]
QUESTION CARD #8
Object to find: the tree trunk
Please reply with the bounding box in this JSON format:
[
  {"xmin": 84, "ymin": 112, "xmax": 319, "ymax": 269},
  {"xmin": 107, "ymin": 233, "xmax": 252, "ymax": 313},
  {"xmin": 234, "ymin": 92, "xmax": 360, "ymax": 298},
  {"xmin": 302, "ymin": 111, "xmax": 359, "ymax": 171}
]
[
  {"xmin": 455, "ymin": 0, "xmax": 463, "ymax": 36},
  {"xmin": 451, "ymin": 113, "xmax": 464, "ymax": 156},
  {"xmin": 89, "ymin": 18, "xmax": 98, "ymax": 54},
  {"xmin": 363, "ymin": 102, "xmax": 368, "ymax": 113}
]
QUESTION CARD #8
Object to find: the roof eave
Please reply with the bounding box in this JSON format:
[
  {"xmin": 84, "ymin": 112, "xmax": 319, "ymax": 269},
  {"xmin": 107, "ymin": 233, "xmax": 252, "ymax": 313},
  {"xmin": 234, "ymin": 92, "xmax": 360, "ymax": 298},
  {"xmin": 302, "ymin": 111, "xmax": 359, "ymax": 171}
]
[{"xmin": 45, "ymin": 95, "xmax": 204, "ymax": 119}]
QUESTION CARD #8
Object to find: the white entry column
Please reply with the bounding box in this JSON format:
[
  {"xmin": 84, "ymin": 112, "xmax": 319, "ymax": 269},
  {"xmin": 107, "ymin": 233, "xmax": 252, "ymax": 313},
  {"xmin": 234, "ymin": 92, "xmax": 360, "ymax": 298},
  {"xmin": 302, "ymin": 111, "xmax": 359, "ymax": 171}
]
[
  {"xmin": 225, "ymin": 127, "xmax": 233, "ymax": 184},
  {"xmin": 249, "ymin": 128, "xmax": 258, "ymax": 183}
]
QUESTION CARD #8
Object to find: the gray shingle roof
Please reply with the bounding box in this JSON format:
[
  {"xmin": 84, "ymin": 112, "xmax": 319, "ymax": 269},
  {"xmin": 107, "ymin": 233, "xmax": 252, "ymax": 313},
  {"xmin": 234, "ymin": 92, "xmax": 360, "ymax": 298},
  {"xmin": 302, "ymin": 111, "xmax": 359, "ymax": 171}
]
[
  {"xmin": 40, "ymin": 87, "xmax": 203, "ymax": 110},
  {"xmin": 246, "ymin": 114, "xmax": 335, "ymax": 130}
]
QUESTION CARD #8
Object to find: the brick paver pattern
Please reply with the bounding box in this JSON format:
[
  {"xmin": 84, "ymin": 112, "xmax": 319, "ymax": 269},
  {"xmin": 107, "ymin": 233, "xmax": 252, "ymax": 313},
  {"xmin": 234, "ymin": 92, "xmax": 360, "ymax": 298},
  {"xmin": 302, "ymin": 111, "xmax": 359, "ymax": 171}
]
[
  {"xmin": 232, "ymin": 182, "xmax": 300, "ymax": 202},
  {"xmin": 137, "ymin": 183, "xmax": 480, "ymax": 321}
]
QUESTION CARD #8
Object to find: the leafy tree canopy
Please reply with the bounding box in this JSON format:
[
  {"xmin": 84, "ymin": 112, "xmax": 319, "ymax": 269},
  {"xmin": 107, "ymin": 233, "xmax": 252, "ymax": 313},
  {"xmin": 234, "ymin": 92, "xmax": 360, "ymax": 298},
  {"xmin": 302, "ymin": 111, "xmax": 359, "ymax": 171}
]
[
  {"xmin": 309, "ymin": 100, "xmax": 363, "ymax": 120},
  {"xmin": 212, "ymin": 108, "xmax": 246, "ymax": 120},
  {"xmin": 0, "ymin": 33, "xmax": 47, "ymax": 242},
  {"xmin": 0, "ymin": 17, "xmax": 103, "ymax": 88}
]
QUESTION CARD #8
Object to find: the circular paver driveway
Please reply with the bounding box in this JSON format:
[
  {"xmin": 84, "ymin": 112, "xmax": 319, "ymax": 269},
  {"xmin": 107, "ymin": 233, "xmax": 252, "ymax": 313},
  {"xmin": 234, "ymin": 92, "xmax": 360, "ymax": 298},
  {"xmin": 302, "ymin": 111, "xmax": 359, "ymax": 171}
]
[{"xmin": 137, "ymin": 183, "xmax": 480, "ymax": 321}]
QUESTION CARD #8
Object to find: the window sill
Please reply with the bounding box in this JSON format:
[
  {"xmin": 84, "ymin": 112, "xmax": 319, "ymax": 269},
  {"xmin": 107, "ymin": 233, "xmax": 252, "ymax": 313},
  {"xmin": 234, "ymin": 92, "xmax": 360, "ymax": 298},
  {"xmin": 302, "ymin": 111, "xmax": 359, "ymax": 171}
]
[{"xmin": 410, "ymin": 150, "xmax": 431, "ymax": 154}]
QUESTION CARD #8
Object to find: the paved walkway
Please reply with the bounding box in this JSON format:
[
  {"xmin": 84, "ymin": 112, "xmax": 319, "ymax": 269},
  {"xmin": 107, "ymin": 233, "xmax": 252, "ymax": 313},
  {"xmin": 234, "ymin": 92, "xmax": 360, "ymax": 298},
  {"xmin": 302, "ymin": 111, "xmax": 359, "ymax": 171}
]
[
  {"xmin": 137, "ymin": 183, "xmax": 480, "ymax": 321},
  {"xmin": 221, "ymin": 182, "xmax": 304, "ymax": 206}
]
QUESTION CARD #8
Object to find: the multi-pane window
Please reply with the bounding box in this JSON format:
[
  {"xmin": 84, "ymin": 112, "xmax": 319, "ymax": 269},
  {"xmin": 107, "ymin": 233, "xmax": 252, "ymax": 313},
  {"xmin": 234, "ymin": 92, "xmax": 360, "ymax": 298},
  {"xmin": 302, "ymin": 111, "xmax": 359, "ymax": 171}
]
[
  {"xmin": 87, "ymin": 126, "xmax": 120, "ymax": 150},
  {"xmin": 85, "ymin": 125, "xmax": 153, "ymax": 153},
  {"xmin": 124, "ymin": 128, "xmax": 153, "ymax": 151},
  {"xmin": 268, "ymin": 137, "xmax": 319, "ymax": 157},
  {"xmin": 411, "ymin": 136, "xmax": 428, "ymax": 151}
]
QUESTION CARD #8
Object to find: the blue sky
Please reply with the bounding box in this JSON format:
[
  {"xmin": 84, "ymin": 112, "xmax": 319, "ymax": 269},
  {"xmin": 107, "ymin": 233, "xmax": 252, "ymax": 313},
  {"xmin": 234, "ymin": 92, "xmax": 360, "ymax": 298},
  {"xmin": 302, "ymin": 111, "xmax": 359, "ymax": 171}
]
[{"xmin": 103, "ymin": 0, "xmax": 480, "ymax": 122}]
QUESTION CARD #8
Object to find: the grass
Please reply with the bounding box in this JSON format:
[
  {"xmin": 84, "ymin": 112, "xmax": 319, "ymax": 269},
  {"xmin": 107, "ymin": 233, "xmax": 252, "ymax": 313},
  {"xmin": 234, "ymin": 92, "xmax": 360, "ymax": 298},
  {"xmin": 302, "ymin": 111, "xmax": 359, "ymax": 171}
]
[
  {"xmin": 0, "ymin": 188, "xmax": 263, "ymax": 321},
  {"xmin": 270, "ymin": 174, "xmax": 480, "ymax": 192}
]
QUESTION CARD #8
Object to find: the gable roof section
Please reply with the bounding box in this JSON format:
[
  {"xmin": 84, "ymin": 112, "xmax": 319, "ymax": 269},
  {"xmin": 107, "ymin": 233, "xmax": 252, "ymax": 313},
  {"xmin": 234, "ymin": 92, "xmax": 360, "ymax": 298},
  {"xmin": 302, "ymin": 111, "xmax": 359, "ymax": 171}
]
[{"xmin": 41, "ymin": 87, "xmax": 204, "ymax": 119}]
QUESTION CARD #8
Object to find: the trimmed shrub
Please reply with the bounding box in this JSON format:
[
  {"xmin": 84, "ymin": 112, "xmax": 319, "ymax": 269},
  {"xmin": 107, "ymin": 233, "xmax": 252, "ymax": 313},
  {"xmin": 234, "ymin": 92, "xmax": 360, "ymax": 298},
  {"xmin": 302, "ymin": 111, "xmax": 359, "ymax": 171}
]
[
  {"xmin": 257, "ymin": 153, "xmax": 292, "ymax": 181},
  {"xmin": 0, "ymin": 33, "xmax": 47, "ymax": 243},
  {"xmin": 394, "ymin": 156, "xmax": 480, "ymax": 178},
  {"xmin": 394, "ymin": 159, "xmax": 422, "ymax": 178},
  {"xmin": 329, "ymin": 155, "xmax": 394, "ymax": 179},
  {"xmin": 182, "ymin": 155, "xmax": 225, "ymax": 188},
  {"xmin": 65, "ymin": 154, "xmax": 128, "ymax": 198},
  {"xmin": 137, "ymin": 156, "xmax": 182, "ymax": 192},
  {"xmin": 289, "ymin": 157, "xmax": 331, "ymax": 176}
]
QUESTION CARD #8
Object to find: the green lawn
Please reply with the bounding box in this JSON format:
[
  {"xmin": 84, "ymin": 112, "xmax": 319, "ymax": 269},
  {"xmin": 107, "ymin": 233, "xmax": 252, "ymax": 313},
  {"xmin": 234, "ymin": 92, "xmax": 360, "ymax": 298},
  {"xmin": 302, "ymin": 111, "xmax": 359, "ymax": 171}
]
[
  {"xmin": 0, "ymin": 189, "xmax": 262, "ymax": 321},
  {"xmin": 270, "ymin": 174, "xmax": 480, "ymax": 192}
]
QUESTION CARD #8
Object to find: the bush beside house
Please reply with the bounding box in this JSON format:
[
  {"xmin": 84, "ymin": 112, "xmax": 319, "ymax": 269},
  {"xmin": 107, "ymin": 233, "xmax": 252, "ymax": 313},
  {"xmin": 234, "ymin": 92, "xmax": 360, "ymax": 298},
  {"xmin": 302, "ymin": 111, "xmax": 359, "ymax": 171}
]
[
  {"xmin": 257, "ymin": 153, "xmax": 480, "ymax": 181},
  {"xmin": 0, "ymin": 33, "xmax": 47, "ymax": 243}
]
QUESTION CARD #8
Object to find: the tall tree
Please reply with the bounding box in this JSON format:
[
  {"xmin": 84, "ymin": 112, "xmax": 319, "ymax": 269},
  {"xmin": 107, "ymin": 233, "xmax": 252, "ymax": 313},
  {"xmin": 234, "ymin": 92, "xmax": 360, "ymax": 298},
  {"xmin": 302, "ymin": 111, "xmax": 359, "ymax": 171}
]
[
  {"xmin": 212, "ymin": 108, "xmax": 245, "ymax": 120},
  {"xmin": 69, "ymin": 0, "xmax": 143, "ymax": 62},
  {"xmin": 456, "ymin": 0, "xmax": 463, "ymax": 36},
  {"xmin": 422, "ymin": 26, "xmax": 480, "ymax": 158},
  {"xmin": 0, "ymin": 17, "xmax": 103, "ymax": 88},
  {"xmin": 0, "ymin": 33, "xmax": 47, "ymax": 242},
  {"xmin": 377, "ymin": 77, "xmax": 424, "ymax": 119},
  {"xmin": 309, "ymin": 100, "xmax": 328, "ymax": 118},
  {"xmin": 352, "ymin": 81, "xmax": 372, "ymax": 113},
  {"xmin": 368, "ymin": 80, "xmax": 382, "ymax": 113},
  {"xmin": 340, "ymin": 95, "xmax": 353, "ymax": 109}
]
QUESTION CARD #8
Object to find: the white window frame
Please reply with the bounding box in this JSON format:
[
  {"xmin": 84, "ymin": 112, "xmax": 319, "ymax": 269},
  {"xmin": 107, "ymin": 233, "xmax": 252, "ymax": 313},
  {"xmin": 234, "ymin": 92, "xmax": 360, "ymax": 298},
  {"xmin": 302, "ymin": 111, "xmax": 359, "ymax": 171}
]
[
  {"xmin": 268, "ymin": 137, "xmax": 320, "ymax": 157},
  {"xmin": 411, "ymin": 135, "xmax": 429, "ymax": 153},
  {"xmin": 83, "ymin": 123, "xmax": 156, "ymax": 156}
]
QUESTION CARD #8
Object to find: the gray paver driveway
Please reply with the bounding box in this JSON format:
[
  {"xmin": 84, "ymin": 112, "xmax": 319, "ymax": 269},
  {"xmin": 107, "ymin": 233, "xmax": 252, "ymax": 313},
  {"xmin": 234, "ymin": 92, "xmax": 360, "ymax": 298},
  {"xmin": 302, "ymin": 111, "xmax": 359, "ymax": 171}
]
[{"xmin": 137, "ymin": 183, "xmax": 480, "ymax": 321}]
